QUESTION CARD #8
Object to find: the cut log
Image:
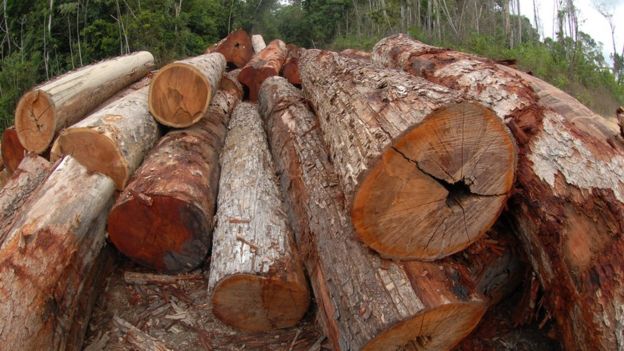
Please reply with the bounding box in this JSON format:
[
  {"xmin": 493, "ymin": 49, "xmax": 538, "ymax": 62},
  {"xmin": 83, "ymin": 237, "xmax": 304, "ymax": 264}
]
[
  {"xmin": 1, "ymin": 126, "xmax": 27, "ymax": 174},
  {"xmin": 0, "ymin": 169, "xmax": 8, "ymax": 188},
  {"xmin": 149, "ymin": 53, "xmax": 226, "ymax": 128},
  {"xmin": 108, "ymin": 89, "xmax": 240, "ymax": 273},
  {"xmin": 219, "ymin": 68, "xmax": 244, "ymax": 99},
  {"xmin": 208, "ymin": 102, "xmax": 309, "ymax": 332},
  {"xmin": 0, "ymin": 154, "xmax": 52, "ymax": 245},
  {"xmin": 238, "ymin": 39, "xmax": 287, "ymax": 101},
  {"xmin": 251, "ymin": 34, "xmax": 266, "ymax": 53},
  {"xmin": 372, "ymin": 34, "xmax": 624, "ymax": 351},
  {"xmin": 0, "ymin": 156, "xmax": 116, "ymax": 350},
  {"xmin": 206, "ymin": 29, "xmax": 253, "ymax": 68},
  {"xmin": 299, "ymin": 50, "xmax": 517, "ymax": 260},
  {"xmin": 340, "ymin": 48, "xmax": 371, "ymax": 61},
  {"xmin": 281, "ymin": 45, "xmax": 301, "ymax": 86},
  {"xmin": 15, "ymin": 51, "xmax": 154, "ymax": 154},
  {"xmin": 259, "ymin": 76, "xmax": 487, "ymax": 350},
  {"xmin": 618, "ymin": 106, "xmax": 623, "ymax": 138},
  {"xmin": 50, "ymin": 86, "xmax": 160, "ymax": 190}
]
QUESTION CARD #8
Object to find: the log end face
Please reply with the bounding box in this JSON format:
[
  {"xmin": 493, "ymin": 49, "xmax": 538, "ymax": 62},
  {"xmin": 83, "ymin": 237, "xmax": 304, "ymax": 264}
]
[
  {"xmin": 15, "ymin": 90, "xmax": 56, "ymax": 154},
  {"xmin": 149, "ymin": 64, "xmax": 211, "ymax": 128},
  {"xmin": 108, "ymin": 195, "xmax": 210, "ymax": 273},
  {"xmin": 215, "ymin": 29, "xmax": 253, "ymax": 68},
  {"xmin": 211, "ymin": 274, "xmax": 310, "ymax": 332},
  {"xmin": 363, "ymin": 302, "xmax": 486, "ymax": 351},
  {"xmin": 352, "ymin": 102, "xmax": 516, "ymax": 260}
]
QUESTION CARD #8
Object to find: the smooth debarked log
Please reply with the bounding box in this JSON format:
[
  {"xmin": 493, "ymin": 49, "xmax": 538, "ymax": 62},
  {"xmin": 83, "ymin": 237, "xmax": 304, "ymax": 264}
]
[
  {"xmin": 108, "ymin": 89, "xmax": 241, "ymax": 273},
  {"xmin": 1, "ymin": 126, "xmax": 27, "ymax": 174},
  {"xmin": 281, "ymin": 45, "xmax": 301, "ymax": 86},
  {"xmin": 15, "ymin": 51, "xmax": 154, "ymax": 153},
  {"xmin": 251, "ymin": 34, "xmax": 266, "ymax": 53},
  {"xmin": 372, "ymin": 34, "xmax": 624, "ymax": 351},
  {"xmin": 260, "ymin": 77, "xmax": 487, "ymax": 350},
  {"xmin": 208, "ymin": 102, "xmax": 309, "ymax": 332},
  {"xmin": 299, "ymin": 50, "xmax": 517, "ymax": 260},
  {"xmin": 238, "ymin": 39, "xmax": 287, "ymax": 101},
  {"xmin": 50, "ymin": 86, "xmax": 160, "ymax": 190},
  {"xmin": 0, "ymin": 156, "xmax": 116, "ymax": 350},
  {"xmin": 149, "ymin": 53, "xmax": 226, "ymax": 128},
  {"xmin": 206, "ymin": 29, "xmax": 253, "ymax": 68}
]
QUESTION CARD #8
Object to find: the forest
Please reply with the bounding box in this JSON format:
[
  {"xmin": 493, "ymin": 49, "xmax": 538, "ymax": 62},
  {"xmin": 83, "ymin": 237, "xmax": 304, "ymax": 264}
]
[{"xmin": 0, "ymin": 0, "xmax": 623, "ymax": 133}]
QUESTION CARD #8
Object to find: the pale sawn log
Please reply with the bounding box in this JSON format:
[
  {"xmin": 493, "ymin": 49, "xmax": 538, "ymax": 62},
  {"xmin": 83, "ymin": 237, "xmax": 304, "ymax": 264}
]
[
  {"xmin": 1, "ymin": 126, "xmax": 27, "ymax": 174},
  {"xmin": 208, "ymin": 102, "xmax": 309, "ymax": 332},
  {"xmin": 15, "ymin": 51, "xmax": 154, "ymax": 153},
  {"xmin": 238, "ymin": 39, "xmax": 287, "ymax": 101},
  {"xmin": 299, "ymin": 49, "xmax": 517, "ymax": 260},
  {"xmin": 251, "ymin": 34, "xmax": 266, "ymax": 53},
  {"xmin": 205, "ymin": 29, "xmax": 253, "ymax": 68}
]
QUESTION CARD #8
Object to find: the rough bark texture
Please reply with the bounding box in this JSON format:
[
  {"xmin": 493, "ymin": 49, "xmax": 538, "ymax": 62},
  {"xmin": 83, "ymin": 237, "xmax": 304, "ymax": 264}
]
[
  {"xmin": 238, "ymin": 39, "xmax": 287, "ymax": 101},
  {"xmin": 15, "ymin": 51, "xmax": 154, "ymax": 153},
  {"xmin": 50, "ymin": 86, "xmax": 160, "ymax": 190},
  {"xmin": 340, "ymin": 49, "xmax": 372, "ymax": 61},
  {"xmin": 149, "ymin": 53, "xmax": 226, "ymax": 128},
  {"xmin": 219, "ymin": 69, "xmax": 243, "ymax": 99},
  {"xmin": 108, "ymin": 89, "xmax": 241, "ymax": 273},
  {"xmin": 260, "ymin": 76, "xmax": 488, "ymax": 351},
  {"xmin": 251, "ymin": 34, "xmax": 266, "ymax": 53},
  {"xmin": 0, "ymin": 169, "xmax": 8, "ymax": 188},
  {"xmin": 1, "ymin": 126, "xmax": 27, "ymax": 174},
  {"xmin": 299, "ymin": 49, "xmax": 517, "ymax": 260},
  {"xmin": 0, "ymin": 154, "xmax": 51, "ymax": 245},
  {"xmin": 281, "ymin": 45, "xmax": 301, "ymax": 86},
  {"xmin": 208, "ymin": 102, "xmax": 309, "ymax": 333},
  {"xmin": 206, "ymin": 29, "xmax": 253, "ymax": 68},
  {"xmin": 617, "ymin": 106, "xmax": 624, "ymax": 138},
  {"xmin": 0, "ymin": 156, "xmax": 116, "ymax": 351},
  {"xmin": 372, "ymin": 33, "xmax": 624, "ymax": 351}
]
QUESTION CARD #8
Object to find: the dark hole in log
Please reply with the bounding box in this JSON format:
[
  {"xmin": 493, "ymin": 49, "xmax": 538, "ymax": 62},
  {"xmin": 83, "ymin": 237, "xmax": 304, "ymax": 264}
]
[{"xmin": 438, "ymin": 178, "xmax": 472, "ymax": 207}]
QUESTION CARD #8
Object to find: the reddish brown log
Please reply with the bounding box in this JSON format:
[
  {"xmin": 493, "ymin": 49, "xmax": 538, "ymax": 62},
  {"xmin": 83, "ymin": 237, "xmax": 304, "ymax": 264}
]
[
  {"xmin": 206, "ymin": 29, "xmax": 253, "ymax": 68},
  {"xmin": 238, "ymin": 39, "xmax": 287, "ymax": 101},
  {"xmin": 372, "ymin": 33, "xmax": 624, "ymax": 351},
  {"xmin": 281, "ymin": 45, "xmax": 301, "ymax": 86},
  {"xmin": 1, "ymin": 126, "xmax": 27, "ymax": 174}
]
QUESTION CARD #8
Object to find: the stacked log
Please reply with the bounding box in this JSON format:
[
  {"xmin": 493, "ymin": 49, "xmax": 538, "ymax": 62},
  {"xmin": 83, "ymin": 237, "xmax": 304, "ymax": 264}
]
[
  {"xmin": 251, "ymin": 34, "xmax": 267, "ymax": 53},
  {"xmin": 372, "ymin": 33, "xmax": 624, "ymax": 351},
  {"xmin": 208, "ymin": 102, "xmax": 310, "ymax": 332},
  {"xmin": 149, "ymin": 53, "xmax": 226, "ymax": 128},
  {"xmin": 1, "ymin": 126, "xmax": 26, "ymax": 174},
  {"xmin": 238, "ymin": 39, "xmax": 288, "ymax": 101},
  {"xmin": 219, "ymin": 69, "xmax": 243, "ymax": 99},
  {"xmin": 340, "ymin": 48, "xmax": 371, "ymax": 61},
  {"xmin": 298, "ymin": 49, "xmax": 517, "ymax": 260},
  {"xmin": 206, "ymin": 29, "xmax": 253, "ymax": 68},
  {"xmin": 15, "ymin": 51, "xmax": 154, "ymax": 154},
  {"xmin": 108, "ymin": 88, "xmax": 241, "ymax": 273},
  {"xmin": 618, "ymin": 106, "xmax": 623, "ymax": 137},
  {"xmin": 281, "ymin": 45, "xmax": 301, "ymax": 86},
  {"xmin": 50, "ymin": 86, "xmax": 160, "ymax": 190}
]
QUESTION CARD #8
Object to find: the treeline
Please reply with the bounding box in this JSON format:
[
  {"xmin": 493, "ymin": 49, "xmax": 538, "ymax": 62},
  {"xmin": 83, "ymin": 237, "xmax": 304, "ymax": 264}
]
[{"xmin": 1, "ymin": 0, "xmax": 623, "ymax": 132}]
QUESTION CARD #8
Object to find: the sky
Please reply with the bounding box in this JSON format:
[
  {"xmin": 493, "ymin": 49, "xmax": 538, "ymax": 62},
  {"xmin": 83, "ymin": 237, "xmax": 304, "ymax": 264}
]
[{"xmin": 519, "ymin": 0, "xmax": 624, "ymax": 62}]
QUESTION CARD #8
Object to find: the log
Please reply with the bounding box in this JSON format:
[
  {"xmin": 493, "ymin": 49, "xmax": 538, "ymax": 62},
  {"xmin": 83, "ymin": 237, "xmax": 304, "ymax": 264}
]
[
  {"xmin": 149, "ymin": 53, "xmax": 226, "ymax": 128},
  {"xmin": 50, "ymin": 86, "xmax": 160, "ymax": 190},
  {"xmin": 618, "ymin": 106, "xmax": 624, "ymax": 138},
  {"xmin": 219, "ymin": 68, "xmax": 243, "ymax": 99},
  {"xmin": 108, "ymin": 89, "xmax": 240, "ymax": 273},
  {"xmin": 340, "ymin": 48, "xmax": 371, "ymax": 61},
  {"xmin": 251, "ymin": 34, "xmax": 266, "ymax": 53},
  {"xmin": 15, "ymin": 51, "xmax": 154, "ymax": 154},
  {"xmin": 299, "ymin": 49, "xmax": 517, "ymax": 260},
  {"xmin": 281, "ymin": 45, "xmax": 301, "ymax": 86},
  {"xmin": 0, "ymin": 169, "xmax": 8, "ymax": 188},
  {"xmin": 238, "ymin": 39, "xmax": 287, "ymax": 101},
  {"xmin": 0, "ymin": 156, "xmax": 116, "ymax": 350},
  {"xmin": 259, "ymin": 76, "xmax": 488, "ymax": 350},
  {"xmin": 1, "ymin": 126, "xmax": 27, "ymax": 174},
  {"xmin": 208, "ymin": 102, "xmax": 309, "ymax": 332},
  {"xmin": 372, "ymin": 33, "xmax": 624, "ymax": 351},
  {"xmin": 206, "ymin": 29, "xmax": 253, "ymax": 68}
]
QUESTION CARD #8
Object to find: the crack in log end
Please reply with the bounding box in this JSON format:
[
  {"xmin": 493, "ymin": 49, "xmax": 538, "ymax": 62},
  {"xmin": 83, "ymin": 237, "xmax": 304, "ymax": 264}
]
[{"xmin": 15, "ymin": 90, "xmax": 56, "ymax": 153}]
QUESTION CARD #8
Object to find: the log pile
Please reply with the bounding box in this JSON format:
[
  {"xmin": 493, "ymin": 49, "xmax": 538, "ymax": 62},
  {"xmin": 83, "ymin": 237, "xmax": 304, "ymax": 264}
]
[{"xmin": 1, "ymin": 30, "xmax": 622, "ymax": 351}]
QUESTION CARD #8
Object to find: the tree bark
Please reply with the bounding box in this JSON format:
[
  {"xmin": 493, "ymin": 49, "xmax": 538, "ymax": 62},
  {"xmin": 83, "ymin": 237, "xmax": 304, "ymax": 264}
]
[
  {"xmin": 372, "ymin": 34, "xmax": 624, "ymax": 351},
  {"xmin": 208, "ymin": 102, "xmax": 309, "ymax": 333},
  {"xmin": 618, "ymin": 106, "xmax": 624, "ymax": 138},
  {"xmin": 1, "ymin": 126, "xmax": 27, "ymax": 174},
  {"xmin": 259, "ymin": 76, "xmax": 488, "ymax": 350},
  {"xmin": 0, "ymin": 169, "xmax": 8, "ymax": 188},
  {"xmin": 0, "ymin": 156, "xmax": 116, "ymax": 350},
  {"xmin": 251, "ymin": 34, "xmax": 266, "ymax": 53},
  {"xmin": 149, "ymin": 53, "xmax": 226, "ymax": 128},
  {"xmin": 219, "ymin": 68, "xmax": 243, "ymax": 99},
  {"xmin": 15, "ymin": 51, "xmax": 154, "ymax": 154},
  {"xmin": 50, "ymin": 86, "xmax": 160, "ymax": 190},
  {"xmin": 205, "ymin": 29, "xmax": 253, "ymax": 68},
  {"xmin": 108, "ymin": 89, "xmax": 240, "ymax": 273},
  {"xmin": 238, "ymin": 39, "xmax": 287, "ymax": 101},
  {"xmin": 299, "ymin": 49, "xmax": 517, "ymax": 260},
  {"xmin": 340, "ymin": 48, "xmax": 372, "ymax": 61},
  {"xmin": 281, "ymin": 45, "xmax": 301, "ymax": 86}
]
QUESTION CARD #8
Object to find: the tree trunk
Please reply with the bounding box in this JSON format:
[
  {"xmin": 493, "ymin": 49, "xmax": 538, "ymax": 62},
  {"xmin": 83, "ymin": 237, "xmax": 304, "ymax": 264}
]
[
  {"xmin": 617, "ymin": 106, "xmax": 623, "ymax": 138},
  {"xmin": 281, "ymin": 45, "xmax": 301, "ymax": 86},
  {"xmin": 0, "ymin": 156, "xmax": 116, "ymax": 351},
  {"xmin": 259, "ymin": 76, "xmax": 488, "ymax": 350},
  {"xmin": 251, "ymin": 34, "xmax": 266, "ymax": 53},
  {"xmin": 299, "ymin": 49, "xmax": 517, "ymax": 261},
  {"xmin": 219, "ymin": 68, "xmax": 243, "ymax": 99},
  {"xmin": 205, "ymin": 29, "xmax": 253, "ymax": 68},
  {"xmin": 108, "ymin": 89, "xmax": 241, "ymax": 273},
  {"xmin": 15, "ymin": 51, "xmax": 154, "ymax": 154},
  {"xmin": 0, "ymin": 154, "xmax": 51, "ymax": 245},
  {"xmin": 149, "ymin": 53, "xmax": 226, "ymax": 128},
  {"xmin": 340, "ymin": 48, "xmax": 372, "ymax": 61},
  {"xmin": 372, "ymin": 34, "xmax": 624, "ymax": 351},
  {"xmin": 1, "ymin": 126, "xmax": 27, "ymax": 174},
  {"xmin": 208, "ymin": 102, "xmax": 309, "ymax": 333},
  {"xmin": 50, "ymin": 86, "xmax": 160, "ymax": 190},
  {"xmin": 238, "ymin": 39, "xmax": 287, "ymax": 101}
]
